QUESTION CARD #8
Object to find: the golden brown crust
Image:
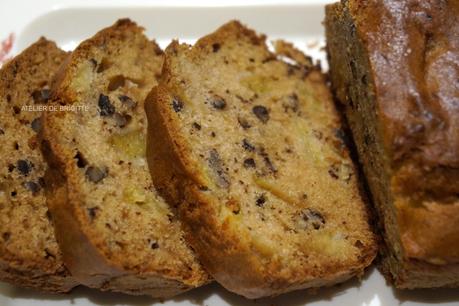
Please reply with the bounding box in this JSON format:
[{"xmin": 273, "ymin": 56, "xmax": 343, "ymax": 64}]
[
  {"xmin": 146, "ymin": 20, "xmax": 376, "ymax": 298},
  {"xmin": 326, "ymin": 0, "xmax": 459, "ymax": 288},
  {"xmin": 0, "ymin": 38, "xmax": 77, "ymax": 292},
  {"xmin": 397, "ymin": 199, "xmax": 459, "ymax": 264},
  {"xmin": 41, "ymin": 19, "xmax": 209, "ymax": 297},
  {"xmin": 347, "ymin": 0, "xmax": 459, "ymax": 179},
  {"xmin": 347, "ymin": 0, "xmax": 459, "ymax": 197}
]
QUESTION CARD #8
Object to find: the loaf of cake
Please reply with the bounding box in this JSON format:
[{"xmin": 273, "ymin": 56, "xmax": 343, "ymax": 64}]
[
  {"xmin": 0, "ymin": 38, "xmax": 77, "ymax": 292},
  {"xmin": 41, "ymin": 19, "xmax": 209, "ymax": 297},
  {"xmin": 145, "ymin": 20, "xmax": 377, "ymax": 298},
  {"xmin": 325, "ymin": 0, "xmax": 459, "ymax": 288}
]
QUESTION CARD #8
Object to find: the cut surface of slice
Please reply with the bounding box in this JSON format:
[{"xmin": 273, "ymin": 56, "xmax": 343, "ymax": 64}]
[
  {"xmin": 0, "ymin": 38, "xmax": 77, "ymax": 292},
  {"xmin": 42, "ymin": 19, "xmax": 209, "ymax": 297},
  {"xmin": 145, "ymin": 20, "xmax": 377, "ymax": 298}
]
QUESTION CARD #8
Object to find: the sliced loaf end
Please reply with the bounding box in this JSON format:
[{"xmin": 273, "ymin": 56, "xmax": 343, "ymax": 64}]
[{"xmin": 325, "ymin": 1, "xmax": 459, "ymax": 288}]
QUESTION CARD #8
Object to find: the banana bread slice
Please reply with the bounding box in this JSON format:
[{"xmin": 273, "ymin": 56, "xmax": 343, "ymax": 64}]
[
  {"xmin": 41, "ymin": 19, "xmax": 209, "ymax": 297},
  {"xmin": 145, "ymin": 20, "xmax": 377, "ymax": 298},
  {"xmin": 0, "ymin": 38, "xmax": 77, "ymax": 292},
  {"xmin": 325, "ymin": 0, "xmax": 459, "ymax": 288}
]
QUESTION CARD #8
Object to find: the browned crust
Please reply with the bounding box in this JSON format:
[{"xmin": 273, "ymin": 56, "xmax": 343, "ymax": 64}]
[
  {"xmin": 397, "ymin": 200, "xmax": 459, "ymax": 263},
  {"xmin": 41, "ymin": 19, "xmax": 207, "ymax": 297},
  {"xmin": 325, "ymin": 0, "xmax": 459, "ymax": 288},
  {"xmin": 0, "ymin": 38, "xmax": 77, "ymax": 293},
  {"xmin": 145, "ymin": 20, "xmax": 377, "ymax": 298}
]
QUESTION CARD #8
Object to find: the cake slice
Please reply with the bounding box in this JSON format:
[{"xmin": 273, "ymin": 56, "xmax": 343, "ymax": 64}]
[
  {"xmin": 41, "ymin": 19, "xmax": 209, "ymax": 297},
  {"xmin": 325, "ymin": 0, "xmax": 459, "ymax": 288},
  {"xmin": 145, "ymin": 20, "xmax": 377, "ymax": 298},
  {"xmin": 0, "ymin": 38, "xmax": 77, "ymax": 292}
]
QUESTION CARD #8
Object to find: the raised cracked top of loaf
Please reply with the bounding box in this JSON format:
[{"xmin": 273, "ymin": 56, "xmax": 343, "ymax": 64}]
[
  {"xmin": 146, "ymin": 20, "xmax": 377, "ymax": 298},
  {"xmin": 0, "ymin": 38, "xmax": 77, "ymax": 292},
  {"xmin": 327, "ymin": 0, "xmax": 459, "ymax": 266},
  {"xmin": 42, "ymin": 19, "xmax": 208, "ymax": 296},
  {"xmin": 345, "ymin": 0, "xmax": 459, "ymax": 196}
]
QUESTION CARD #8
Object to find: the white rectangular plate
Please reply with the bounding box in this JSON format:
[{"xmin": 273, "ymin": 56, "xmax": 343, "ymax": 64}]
[{"xmin": 1, "ymin": 1, "xmax": 458, "ymax": 305}]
